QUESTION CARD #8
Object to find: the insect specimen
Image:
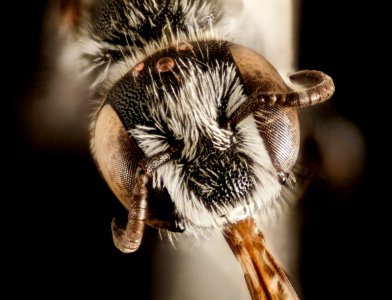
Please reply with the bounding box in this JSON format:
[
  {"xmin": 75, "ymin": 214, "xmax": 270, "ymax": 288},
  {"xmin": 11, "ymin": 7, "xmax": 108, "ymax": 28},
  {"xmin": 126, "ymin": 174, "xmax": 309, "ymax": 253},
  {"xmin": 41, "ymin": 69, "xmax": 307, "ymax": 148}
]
[{"xmin": 59, "ymin": 0, "xmax": 335, "ymax": 299}]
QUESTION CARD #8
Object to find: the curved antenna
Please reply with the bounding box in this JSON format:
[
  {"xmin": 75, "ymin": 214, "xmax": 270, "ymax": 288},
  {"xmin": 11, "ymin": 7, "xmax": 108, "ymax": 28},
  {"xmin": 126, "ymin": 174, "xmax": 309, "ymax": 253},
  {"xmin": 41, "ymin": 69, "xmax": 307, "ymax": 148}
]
[
  {"xmin": 284, "ymin": 70, "xmax": 335, "ymax": 107},
  {"xmin": 226, "ymin": 70, "xmax": 335, "ymax": 127},
  {"xmin": 111, "ymin": 147, "xmax": 177, "ymax": 253}
]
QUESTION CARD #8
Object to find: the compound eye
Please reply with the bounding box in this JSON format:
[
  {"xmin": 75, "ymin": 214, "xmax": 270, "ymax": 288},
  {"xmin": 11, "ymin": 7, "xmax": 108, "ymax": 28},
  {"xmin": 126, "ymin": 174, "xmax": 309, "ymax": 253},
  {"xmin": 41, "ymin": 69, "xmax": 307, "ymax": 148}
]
[
  {"xmin": 229, "ymin": 44, "xmax": 300, "ymax": 178},
  {"xmin": 254, "ymin": 106, "xmax": 300, "ymax": 182},
  {"xmin": 92, "ymin": 104, "xmax": 144, "ymax": 209}
]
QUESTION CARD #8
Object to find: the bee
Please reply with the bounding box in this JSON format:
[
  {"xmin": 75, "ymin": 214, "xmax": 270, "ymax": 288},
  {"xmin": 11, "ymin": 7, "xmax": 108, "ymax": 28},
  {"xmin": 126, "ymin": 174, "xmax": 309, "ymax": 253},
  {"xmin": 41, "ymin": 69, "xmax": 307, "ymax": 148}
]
[{"xmin": 58, "ymin": 0, "xmax": 335, "ymax": 299}]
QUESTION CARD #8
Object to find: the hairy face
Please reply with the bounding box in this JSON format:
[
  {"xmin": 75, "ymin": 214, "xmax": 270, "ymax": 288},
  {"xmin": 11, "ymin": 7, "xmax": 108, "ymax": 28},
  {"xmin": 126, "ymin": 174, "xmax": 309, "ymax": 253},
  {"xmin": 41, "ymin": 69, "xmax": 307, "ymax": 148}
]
[
  {"xmin": 78, "ymin": 0, "xmax": 334, "ymax": 235},
  {"xmin": 92, "ymin": 39, "xmax": 300, "ymax": 231}
]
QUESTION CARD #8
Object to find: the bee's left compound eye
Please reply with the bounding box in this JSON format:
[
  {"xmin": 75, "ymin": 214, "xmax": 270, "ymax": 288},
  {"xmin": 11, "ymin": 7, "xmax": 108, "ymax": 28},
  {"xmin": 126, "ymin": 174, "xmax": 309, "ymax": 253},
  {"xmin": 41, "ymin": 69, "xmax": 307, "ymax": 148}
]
[{"xmin": 228, "ymin": 44, "xmax": 335, "ymax": 183}]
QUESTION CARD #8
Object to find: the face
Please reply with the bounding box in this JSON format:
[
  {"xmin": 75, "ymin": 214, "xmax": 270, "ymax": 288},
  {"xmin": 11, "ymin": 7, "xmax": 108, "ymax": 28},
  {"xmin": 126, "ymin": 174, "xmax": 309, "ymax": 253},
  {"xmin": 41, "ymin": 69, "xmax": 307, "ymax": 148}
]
[
  {"xmin": 65, "ymin": 0, "xmax": 334, "ymax": 252},
  {"xmin": 92, "ymin": 39, "xmax": 298, "ymax": 231},
  {"xmin": 53, "ymin": 1, "xmax": 335, "ymax": 298}
]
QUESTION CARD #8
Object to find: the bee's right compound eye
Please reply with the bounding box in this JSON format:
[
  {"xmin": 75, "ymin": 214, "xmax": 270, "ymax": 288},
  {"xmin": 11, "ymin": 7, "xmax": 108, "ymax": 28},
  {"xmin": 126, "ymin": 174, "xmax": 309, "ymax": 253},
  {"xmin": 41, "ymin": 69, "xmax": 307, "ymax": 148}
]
[
  {"xmin": 93, "ymin": 103, "xmax": 184, "ymax": 253},
  {"xmin": 93, "ymin": 104, "xmax": 143, "ymax": 209},
  {"xmin": 93, "ymin": 104, "xmax": 150, "ymax": 253}
]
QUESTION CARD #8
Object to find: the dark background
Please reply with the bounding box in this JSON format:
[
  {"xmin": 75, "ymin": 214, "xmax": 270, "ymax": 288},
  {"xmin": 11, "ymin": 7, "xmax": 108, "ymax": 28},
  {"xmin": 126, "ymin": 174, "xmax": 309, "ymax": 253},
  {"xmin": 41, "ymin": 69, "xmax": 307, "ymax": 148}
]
[
  {"xmin": 4, "ymin": 1, "xmax": 386, "ymax": 299},
  {"xmin": 297, "ymin": 2, "xmax": 384, "ymax": 299}
]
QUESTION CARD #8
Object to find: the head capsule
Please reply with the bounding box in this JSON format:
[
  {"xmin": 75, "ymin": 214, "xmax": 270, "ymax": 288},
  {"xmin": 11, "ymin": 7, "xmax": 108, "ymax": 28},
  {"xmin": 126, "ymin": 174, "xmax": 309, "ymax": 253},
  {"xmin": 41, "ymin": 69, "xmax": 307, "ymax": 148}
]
[{"xmin": 91, "ymin": 40, "xmax": 334, "ymax": 237}]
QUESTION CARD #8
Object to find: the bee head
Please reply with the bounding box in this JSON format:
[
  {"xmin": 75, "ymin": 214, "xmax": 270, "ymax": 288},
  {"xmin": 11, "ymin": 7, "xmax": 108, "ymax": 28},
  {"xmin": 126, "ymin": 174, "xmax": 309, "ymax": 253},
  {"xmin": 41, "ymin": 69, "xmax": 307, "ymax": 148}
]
[{"xmin": 91, "ymin": 40, "xmax": 334, "ymax": 230}]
